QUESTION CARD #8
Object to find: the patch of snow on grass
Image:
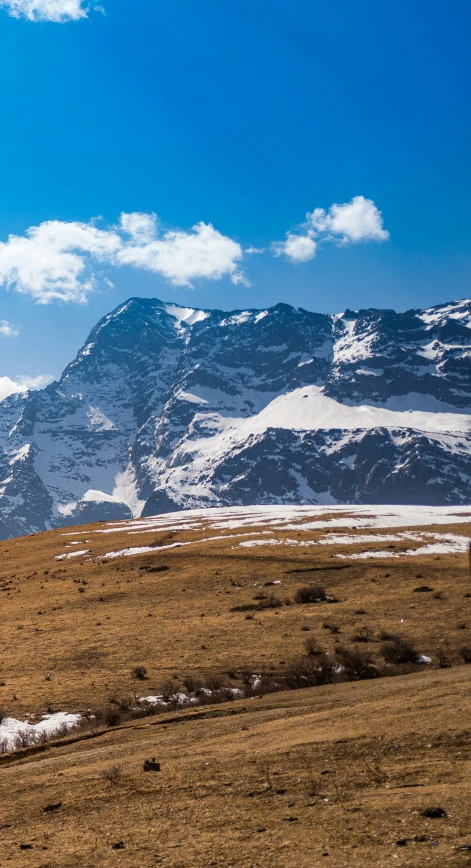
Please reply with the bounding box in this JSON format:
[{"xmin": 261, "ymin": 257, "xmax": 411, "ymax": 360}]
[
  {"xmin": 336, "ymin": 533, "xmax": 470, "ymax": 559},
  {"xmin": 55, "ymin": 550, "xmax": 89, "ymax": 560},
  {"xmin": 101, "ymin": 542, "xmax": 188, "ymax": 559},
  {"xmin": 0, "ymin": 712, "xmax": 81, "ymax": 753}
]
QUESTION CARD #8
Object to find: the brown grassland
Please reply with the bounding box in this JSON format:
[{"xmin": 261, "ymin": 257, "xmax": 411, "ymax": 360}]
[{"xmin": 0, "ymin": 512, "xmax": 471, "ymax": 866}]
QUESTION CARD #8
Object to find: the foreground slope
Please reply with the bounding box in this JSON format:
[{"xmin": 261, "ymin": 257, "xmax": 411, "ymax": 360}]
[
  {"xmin": 1, "ymin": 504, "xmax": 471, "ymax": 866},
  {"xmin": 0, "ymin": 297, "xmax": 471, "ymax": 538}
]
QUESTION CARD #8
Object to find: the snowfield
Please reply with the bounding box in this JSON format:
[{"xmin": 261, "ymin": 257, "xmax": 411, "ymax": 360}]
[{"xmin": 53, "ymin": 503, "xmax": 471, "ymax": 562}]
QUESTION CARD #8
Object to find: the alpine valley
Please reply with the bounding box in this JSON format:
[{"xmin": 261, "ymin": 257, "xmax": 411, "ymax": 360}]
[{"xmin": 1, "ymin": 295, "xmax": 471, "ymax": 540}]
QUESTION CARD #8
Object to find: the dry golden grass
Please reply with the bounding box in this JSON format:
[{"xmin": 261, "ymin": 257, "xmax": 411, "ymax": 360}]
[{"xmin": 1, "ymin": 512, "xmax": 471, "ymax": 865}]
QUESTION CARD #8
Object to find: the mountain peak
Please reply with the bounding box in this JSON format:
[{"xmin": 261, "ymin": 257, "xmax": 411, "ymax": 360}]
[{"xmin": 0, "ymin": 295, "xmax": 470, "ymax": 539}]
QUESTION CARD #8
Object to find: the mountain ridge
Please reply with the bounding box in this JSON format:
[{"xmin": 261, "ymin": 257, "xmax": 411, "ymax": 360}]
[{"xmin": 0, "ymin": 294, "xmax": 470, "ymax": 539}]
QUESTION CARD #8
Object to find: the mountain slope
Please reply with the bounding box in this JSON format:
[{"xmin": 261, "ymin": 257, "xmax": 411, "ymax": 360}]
[{"xmin": 0, "ymin": 296, "xmax": 470, "ymax": 538}]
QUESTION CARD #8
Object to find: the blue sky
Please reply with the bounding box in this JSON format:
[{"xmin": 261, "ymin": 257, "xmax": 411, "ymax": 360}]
[{"xmin": 0, "ymin": 0, "xmax": 470, "ymax": 393}]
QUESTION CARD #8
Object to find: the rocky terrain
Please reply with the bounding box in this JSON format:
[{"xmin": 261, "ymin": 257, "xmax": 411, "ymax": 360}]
[{"xmin": 0, "ymin": 296, "xmax": 470, "ymax": 539}]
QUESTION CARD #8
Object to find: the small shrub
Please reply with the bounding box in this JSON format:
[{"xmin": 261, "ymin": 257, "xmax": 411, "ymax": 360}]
[
  {"xmin": 460, "ymin": 645, "xmax": 471, "ymax": 664},
  {"xmin": 295, "ymin": 585, "xmax": 334, "ymax": 604},
  {"xmin": 352, "ymin": 625, "xmax": 373, "ymax": 643},
  {"xmin": 131, "ymin": 666, "xmax": 148, "ymax": 681},
  {"xmin": 304, "ymin": 636, "xmax": 324, "ymax": 657},
  {"xmin": 104, "ymin": 706, "xmax": 122, "ymax": 727},
  {"xmin": 232, "ymin": 594, "xmax": 283, "ymax": 612},
  {"xmin": 336, "ymin": 646, "xmax": 378, "ymax": 680},
  {"xmin": 433, "ymin": 591, "xmax": 444, "ymax": 600},
  {"xmin": 204, "ymin": 673, "xmax": 228, "ymax": 692},
  {"xmin": 413, "ymin": 585, "xmax": 434, "ymax": 593},
  {"xmin": 378, "ymin": 629, "xmax": 393, "ymax": 641},
  {"xmin": 183, "ymin": 674, "xmax": 202, "ymax": 693},
  {"xmin": 323, "ymin": 620, "xmax": 341, "ymax": 634},
  {"xmin": 160, "ymin": 680, "xmax": 179, "ymax": 702},
  {"xmin": 381, "ymin": 635, "xmax": 419, "ymax": 665},
  {"xmin": 285, "ymin": 654, "xmax": 337, "ymax": 689},
  {"xmin": 438, "ymin": 648, "xmax": 451, "ymax": 669},
  {"xmin": 102, "ymin": 765, "xmax": 123, "ymax": 785}
]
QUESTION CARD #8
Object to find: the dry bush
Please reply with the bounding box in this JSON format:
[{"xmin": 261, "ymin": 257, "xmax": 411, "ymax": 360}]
[
  {"xmin": 323, "ymin": 620, "xmax": 341, "ymax": 634},
  {"xmin": 460, "ymin": 645, "xmax": 471, "ymax": 664},
  {"xmin": 285, "ymin": 654, "xmax": 337, "ymax": 689},
  {"xmin": 413, "ymin": 585, "xmax": 434, "ymax": 593},
  {"xmin": 103, "ymin": 706, "xmax": 123, "ymax": 727},
  {"xmin": 183, "ymin": 674, "xmax": 203, "ymax": 693},
  {"xmin": 380, "ymin": 634, "xmax": 419, "ymax": 664},
  {"xmin": 295, "ymin": 585, "xmax": 332, "ymax": 604},
  {"xmin": 438, "ymin": 648, "xmax": 451, "ymax": 669},
  {"xmin": 352, "ymin": 625, "xmax": 373, "ymax": 643},
  {"xmin": 231, "ymin": 594, "xmax": 283, "ymax": 612},
  {"xmin": 203, "ymin": 673, "xmax": 228, "ymax": 691},
  {"xmin": 131, "ymin": 666, "xmax": 148, "ymax": 680},
  {"xmin": 160, "ymin": 680, "xmax": 179, "ymax": 702},
  {"xmin": 335, "ymin": 646, "xmax": 378, "ymax": 681},
  {"xmin": 304, "ymin": 636, "xmax": 324, "ymax": 656},
  {"xmin": 102, "ymin": 765, "xmax": 124, "ymax": 785}
]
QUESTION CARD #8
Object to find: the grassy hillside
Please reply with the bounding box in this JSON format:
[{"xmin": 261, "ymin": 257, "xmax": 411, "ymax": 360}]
[{"xmin": 1, "ymin": 506, "xmax": 471, "ymax": 865}]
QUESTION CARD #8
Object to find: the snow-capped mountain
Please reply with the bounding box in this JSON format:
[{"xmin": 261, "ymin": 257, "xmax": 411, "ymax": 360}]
[{"xmin": 0, "ymin": 296, "xmax": 471, "ymax": 539}]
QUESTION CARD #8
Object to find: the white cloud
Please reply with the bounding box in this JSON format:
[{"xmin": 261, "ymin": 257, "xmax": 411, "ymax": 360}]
[
  {"xmin": 272, "ymin": 233, "xmax": 317, "ymax": 263},
  {"xmin": 272, "ymin": 195, "xmax": 389, "ymax": 263},
  {"xmin": 0, "ymin": 0, "xmax": 91, "ymax": 21},
  {"xmin": 0, "ymin": 320, "xmax": 19, "ymax": 337},
  {"xmin": 307, "ymin": 196, "xmax": 389, "ymax": 244},
  {"xmin": 0, "ymin": 220, "xmax": 121, "ymax": 303},
  {"xmin": 117, "ymin": 219, "xmax": 246, "ymax": 287},
  {"xmin": 0, "ymin": 373, "xmax": 54, "ymax": 403},
  {"xmin": 0, "ymin": 214, "xmax": 245, "ymax": 303}
]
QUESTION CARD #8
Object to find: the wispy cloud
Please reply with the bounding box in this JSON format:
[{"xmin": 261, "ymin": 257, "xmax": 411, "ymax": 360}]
[
  {"xmin": 272, "ymin": 196, "xmax": 389, "ymax": 263},
  {"xmin": 0, "ymin": 0, "xmax": 95, "ymax": 21},
  {"xmin": 0, "ymin": 373, "xmax": 54, "ymax": 403},
  {"xmin": 0, "ymin": 213, "xmax": 246, "ymax": 303},
  {"xmin": 0, "ymin": 320, "xmax": 20, "ymax": 337}
]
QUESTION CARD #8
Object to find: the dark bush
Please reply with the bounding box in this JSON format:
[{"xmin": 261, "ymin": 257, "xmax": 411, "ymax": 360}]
[
  {"xmin": 131, "ymin": 666, "xmax": 148, "ymax": 680},
  {"xmin": 285, "ymin": 654, "xmax": 337, "ymax": 689},
  {"xmin": 203, "ymin": 673, "xmax": 228, "ymax": 691},
  {"xmin": 413, "ymin": 585, "xmax": 434, "ymax": 593},
  {"xmin": 160, "ymin": 680, "xmax": 179, "ymax": 701},
  {"xmin": 183, "ymin": 674, "xmax": 203, "ymax": 693},
  {"xmin": 104, "ymin": 706, "xmax": 123, "ymax": 727},
  {"xmin": 295, "ymin": 585, "xmax": 334, "ymax": 604},
  {"xmin": 231, "ymin": 594, "xmax": 283, "ymax": 612},
  {"xmin": 336, "ymin": 646, "xmax": 378, "ymax": 680},
  {"xmin": 438, "ymin": 648, "xmax": 451, "ymax": 669},
  {"xmin": 381, "ymin": 635, "xmax": 419, "ymax": 664},
  {"xmin": 460, "ymin": 645, "xmax": 471, "ymax": 664}
]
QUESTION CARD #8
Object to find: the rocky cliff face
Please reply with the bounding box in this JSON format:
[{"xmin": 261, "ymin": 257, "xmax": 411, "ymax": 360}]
[{"xmin": 0, "ymin": 296, "xmax": 470, "ymax": 538}]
